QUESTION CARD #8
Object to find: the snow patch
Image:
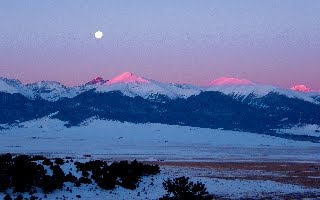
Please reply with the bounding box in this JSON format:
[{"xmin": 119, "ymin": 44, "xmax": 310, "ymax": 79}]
[{"xmin": 277, "ymin": 124, "xmax": 320, "ymax": 137}]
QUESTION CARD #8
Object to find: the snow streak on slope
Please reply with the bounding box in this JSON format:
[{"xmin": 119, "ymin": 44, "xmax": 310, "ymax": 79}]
[
  {"xmin": 306, "ymin": 91, "xmax": 320, "ymax": 103},
  {"xmin": 277, "ymin": 124, "xmax": 320, "ymax": 137}
]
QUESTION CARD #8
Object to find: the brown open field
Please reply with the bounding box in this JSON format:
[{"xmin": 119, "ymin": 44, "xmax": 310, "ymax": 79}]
[{"xmin": 148, "ymin": 161, "xmax": 320, "ymax": 189}]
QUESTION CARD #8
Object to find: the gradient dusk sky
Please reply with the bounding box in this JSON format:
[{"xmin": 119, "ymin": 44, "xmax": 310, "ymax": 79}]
[{"xmin": 0, "ymin": 0, "xmax": 319, "ymax": 88}]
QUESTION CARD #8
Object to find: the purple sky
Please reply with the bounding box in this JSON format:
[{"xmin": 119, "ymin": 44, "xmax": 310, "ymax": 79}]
[{"xmin": 0, "ymin": 0, "xmax": 319, "ymax": 88}]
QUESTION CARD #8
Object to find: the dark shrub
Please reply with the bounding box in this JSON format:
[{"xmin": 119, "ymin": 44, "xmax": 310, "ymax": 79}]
[
  {"xmin": 64, "ymin": 172, "xmax": 78, "ymax": 183},
  {"xmin": 0, "ymin": 154, "xmax": 12, "ymax": 192},
  {"xmin": 82, "ymin": 171, "xmax": 90, "ymax": 177},
  {"xmin": 120, "ymin": 175, "xmax": 140, "ymax": 190},
  {"xmin": 160, "ymin": 176, "xmax": 213, "ymax": 200},
  {"xmin": 96, "ymin": 172, "xmax": 117, "ymax": 190},
  {"xmin": 30, "ymin": 155, "xmax": 47, "ymax": 161},
  {"xmin": 40, "ymin": 175, "xmax": 56, "ymax": 193},
  {"xmin": 54, "ymin": 158, "xmax": 64, "ymax": 165},
  {"xmin": 40, "ymin": 165, "xmax": 65, "ymax": 193},
  {"xmin": 75, "ymin": 160, "xmax": 107, "ymax": 172},
  {"xmin": 74, "ymin": 162, "xmax": 85, "ymax": 171},
  {"xmin": 50, "ymin": 165, "xmax": 65, "ymax": 189},
  {"xmin": 11, "ymin": 155, "xmax": 46, "ymax": 192},
  {"xmin": 0, "ymin": 153, "xmax": 12, "ymax": 164},
  {"xmin": 3, "ymin": 194, "xmax": 12, "ymax": 200},
  {"xmin": 14, "ymin": 194, "xmax": 23, "ymax": 200},
  {"xmin": 42, "ymin": 159, "xmax": 53, "ymax": 166},
  {"xmin": 78, "ymin": 177, "xmax": 92, "ymax": 184},
  {"xmin": 0, "ymin": 175, "xmax": 11, "ymax": 192}
]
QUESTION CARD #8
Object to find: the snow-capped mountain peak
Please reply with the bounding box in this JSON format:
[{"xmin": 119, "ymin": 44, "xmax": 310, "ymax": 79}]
[
  {"xmin": 208, "ymin": 77, "xmax": 254, "ymax": 86},
  {"xmin": 93, "ymin": 72, "xmax": 201, "ymax": 99},
  {"xmin": 206, "ymin": 83, "xmax": 317, "ymax": 103},
  {"xmin": 0, "ymin": 77, "xmax": 21, "ymax": 94},
  {"xmin": 86, "ymin": 77, "xmax": 107, "ymax": 85},
  {"xmin": 290, "ymin": 85, "xmax": 312, "ymax": 92},
  {"xmin": 107, "ymin": 72, "xmax": 150, "ymax": 85},
  {"xmin": 27, "ymin": 81, "xmax": 66, "ymax": 88},
  {"xmin": 26, "ymin": 81, "xmax": 78, "ymax": 101},
  {"xmin": 0, "ymin": 77, "xmax": 35, "ymax": 98}
]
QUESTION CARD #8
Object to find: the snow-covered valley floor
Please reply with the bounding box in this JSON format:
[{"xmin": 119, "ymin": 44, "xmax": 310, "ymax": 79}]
[
  {"xmin": 1, "ymin": 117, "xmax": 320, "ymax": 162},
  {"xmin": 1, "ymin": 117, "xmax": 320, "ymax": 199}
]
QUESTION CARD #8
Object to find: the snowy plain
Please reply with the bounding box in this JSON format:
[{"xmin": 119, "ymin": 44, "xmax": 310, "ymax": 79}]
[{"xmin": 1, "ymin": 116, "xmax": 319, "ymax": 162}]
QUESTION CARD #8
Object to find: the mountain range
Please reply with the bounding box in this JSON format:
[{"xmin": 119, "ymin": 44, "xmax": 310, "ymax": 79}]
[{"xmin": 1, "ymin": 72, "xmax": 320, "ymax": 142}]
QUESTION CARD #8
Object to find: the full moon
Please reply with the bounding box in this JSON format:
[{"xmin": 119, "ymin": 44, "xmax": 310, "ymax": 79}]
[{"xmin": 95, "ymin": 31, "xmax": 103, "ymax": 39}]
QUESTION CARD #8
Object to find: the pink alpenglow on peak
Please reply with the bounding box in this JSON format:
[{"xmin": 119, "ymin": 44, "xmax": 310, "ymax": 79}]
[
  {"xmin": 107, "ymin": 72, "xmax": 150, "ymax": 85},
  {"xmin": 208, "ymin": 77, "xmax": 255, "ymax": 86},
  {"xmin": 86, "ymin": 77, "xmax": 107, "ymax": 85},
  {"xmin": 290, "ymin": 85, "xmax": 312, "ymax": 92}
]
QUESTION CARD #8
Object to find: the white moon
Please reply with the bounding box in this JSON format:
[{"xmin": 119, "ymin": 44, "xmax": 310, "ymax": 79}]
[{"xmin": 95, "ymin": 31, "xmax": 103, "ymax": 39}]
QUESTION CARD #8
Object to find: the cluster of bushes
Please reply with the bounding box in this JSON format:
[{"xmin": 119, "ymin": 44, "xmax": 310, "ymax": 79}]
[
  {"xmin": 75, "ymin": 159, "xmax": 160, "ymax": 190},
  {"xmin": 0, "ymin": 153, "xmax": 161, "ymax": 199},
  {"xmin": 0, "ymin": 153, "xmax": 70, "ymax": 194},
  {"xmin": 1, "ymin": 154, "xmax": 214, "ymax": 199},
  {"xmin": 160, "ymin": 176, "xmax": 214, "ymax": 200}
]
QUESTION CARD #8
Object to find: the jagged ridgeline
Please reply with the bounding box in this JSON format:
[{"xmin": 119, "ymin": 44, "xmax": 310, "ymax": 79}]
[{"xmin": 1, "ymin": 74, "xmax": 320, "ymax": 142}]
